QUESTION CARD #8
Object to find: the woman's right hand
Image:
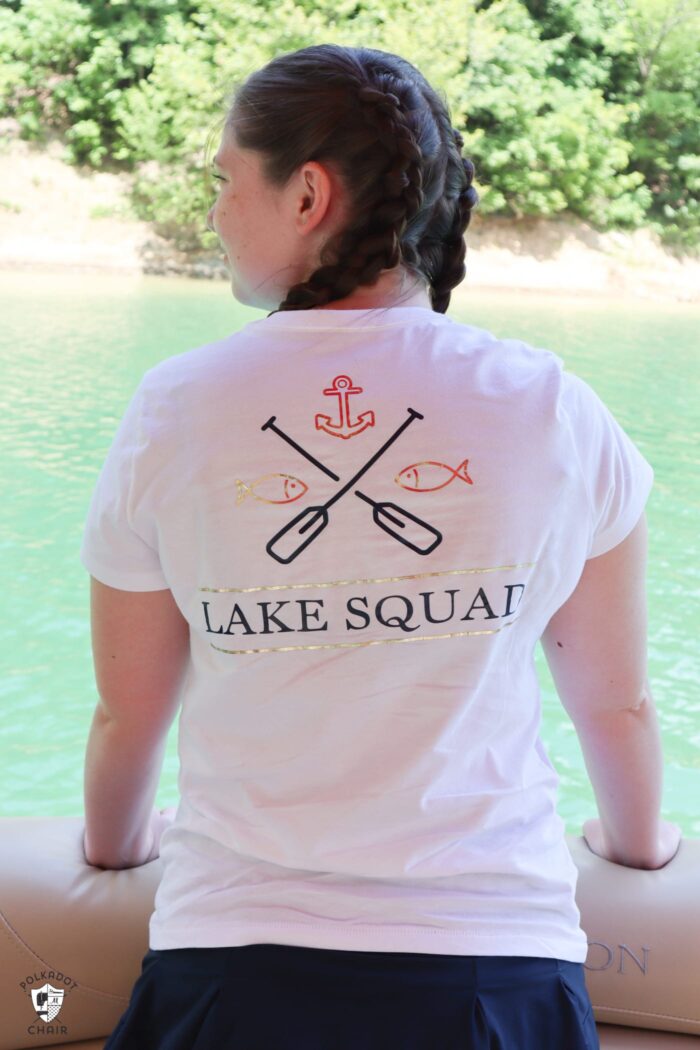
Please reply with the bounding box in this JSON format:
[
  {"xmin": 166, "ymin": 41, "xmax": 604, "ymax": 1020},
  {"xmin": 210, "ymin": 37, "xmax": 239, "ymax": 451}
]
[{"xmin": 582, "ymin": 816, "xmax": 682, "ymax": 870}]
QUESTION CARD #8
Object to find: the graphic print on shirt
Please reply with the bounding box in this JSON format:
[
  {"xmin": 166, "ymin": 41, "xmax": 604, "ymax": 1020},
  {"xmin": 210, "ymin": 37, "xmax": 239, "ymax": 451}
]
[
  {"xmin": 314, "ymin": 374, "xmax": 375, "ymax": 439},
  {"xmin": 200, "ymin": 563, "xmax": 532, "ymax": 656},
  {"xmin": 235, "ymin": 473, "xmax": 309, "ymax": 504},
  {"xmin": 244, "ymin": 374, "xmax": 473, "ymax": 564},
  {"xmin": 262, "ymin": 404, "xmax": 442, "ymax": 563},
  {"xmin": 198, "ymin": 375, "xmax": 540, "ymax": 656},
  {"xmin": 396, "ymin": 459, "xmax": 474, "ymax": 492}
]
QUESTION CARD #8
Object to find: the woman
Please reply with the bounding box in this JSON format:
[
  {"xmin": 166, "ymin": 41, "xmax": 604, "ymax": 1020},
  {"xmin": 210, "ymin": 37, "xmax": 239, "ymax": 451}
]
[{"xmin": 81, "ymin": 43, "xmax": 680, "ymax": 1050}]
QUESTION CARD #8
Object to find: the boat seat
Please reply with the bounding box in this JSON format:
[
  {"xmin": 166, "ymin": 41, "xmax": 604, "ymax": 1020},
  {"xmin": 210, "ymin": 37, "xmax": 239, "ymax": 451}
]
[{"xmin": 1, "ymin": 817, "xmax": 698, "ymax": 1049}]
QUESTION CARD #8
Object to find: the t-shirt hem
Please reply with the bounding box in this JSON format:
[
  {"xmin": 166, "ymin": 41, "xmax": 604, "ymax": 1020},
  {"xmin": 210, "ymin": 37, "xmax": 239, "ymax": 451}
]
[
  {"xmin": 588, "ymin": 462, "xmax": 654, "ymax": 558},
  {"xmin": 80, "ymin": 549, "xmax": 169, "ymax": 591},
  {"xmin": 149, "ymin": 920, "xmax": 589, "ymax": 963}
]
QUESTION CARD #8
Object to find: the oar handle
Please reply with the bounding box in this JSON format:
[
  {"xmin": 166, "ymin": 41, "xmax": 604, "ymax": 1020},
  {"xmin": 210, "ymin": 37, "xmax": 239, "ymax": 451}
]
[{"xmin": 266, "ymin": 505, "xmax": 329, "ymax": 565}]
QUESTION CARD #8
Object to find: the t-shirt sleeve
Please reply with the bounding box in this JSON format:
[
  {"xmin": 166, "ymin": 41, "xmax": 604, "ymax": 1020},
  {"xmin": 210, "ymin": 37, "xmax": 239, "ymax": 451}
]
[
  {"xmin": 560, "ymin": 372, "xmax": 654, "ymax": 559},
  {"xmin": 79, "ymin": 372, "xmax": 169, "ymax": 591}
]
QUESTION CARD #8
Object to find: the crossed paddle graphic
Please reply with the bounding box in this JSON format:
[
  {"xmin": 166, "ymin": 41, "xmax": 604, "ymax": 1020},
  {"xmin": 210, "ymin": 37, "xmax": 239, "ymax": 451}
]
[{"xmin": 261, "ymin": 410, "xmax": 443, "ymax": 564}]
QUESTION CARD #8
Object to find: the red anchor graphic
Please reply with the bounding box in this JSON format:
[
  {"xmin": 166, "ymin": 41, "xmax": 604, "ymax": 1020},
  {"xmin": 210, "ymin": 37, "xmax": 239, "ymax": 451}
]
[{"xmin": 315, "ymin": 375, "xmax": 376, "ymax": 440}]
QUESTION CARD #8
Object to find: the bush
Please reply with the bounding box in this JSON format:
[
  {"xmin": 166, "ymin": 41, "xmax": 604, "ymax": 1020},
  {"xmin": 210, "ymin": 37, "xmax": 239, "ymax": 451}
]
[{"xmin": 0, "ymin": 0, "xmax": 697, "ymax": 253}]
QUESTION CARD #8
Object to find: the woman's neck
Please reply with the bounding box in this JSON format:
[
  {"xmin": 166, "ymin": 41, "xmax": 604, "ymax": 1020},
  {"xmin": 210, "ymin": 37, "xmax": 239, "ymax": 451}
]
[{"xmin": 311, "ymin": 267, "xmax": 432, "ymax": 311}]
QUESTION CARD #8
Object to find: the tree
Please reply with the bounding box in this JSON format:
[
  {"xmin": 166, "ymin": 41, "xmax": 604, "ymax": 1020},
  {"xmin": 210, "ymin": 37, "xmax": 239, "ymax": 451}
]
[{"xmin": 0, "ymin": 0, "xmax": 697, "ymax": 251}]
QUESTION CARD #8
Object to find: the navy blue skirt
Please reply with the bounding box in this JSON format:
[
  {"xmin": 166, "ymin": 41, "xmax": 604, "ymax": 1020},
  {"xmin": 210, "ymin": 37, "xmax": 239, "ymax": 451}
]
[{"xmin": 104, "ymin": 944, "xmax": 599, "ymax": 1050}]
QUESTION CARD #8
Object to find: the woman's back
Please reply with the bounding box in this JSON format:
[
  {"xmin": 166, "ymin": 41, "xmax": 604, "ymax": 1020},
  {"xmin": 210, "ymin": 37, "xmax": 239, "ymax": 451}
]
[{"xmin": 81, "ymin": 304, "xmax": 650, "ymax": 961}]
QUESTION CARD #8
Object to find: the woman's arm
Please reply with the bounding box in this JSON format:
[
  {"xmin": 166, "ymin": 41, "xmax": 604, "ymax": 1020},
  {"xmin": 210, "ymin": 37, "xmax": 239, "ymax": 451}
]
[
  {"xmin": 83, "ymin": 578, "xmax": 190, "ymax": 869},
  {"xmin": 541, "ymin": 513, "xmax": 681, "ymax": 870}
]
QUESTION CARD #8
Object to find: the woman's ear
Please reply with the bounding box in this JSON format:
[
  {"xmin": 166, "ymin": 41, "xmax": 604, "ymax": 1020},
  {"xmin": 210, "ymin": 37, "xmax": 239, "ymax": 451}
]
[{"xmin": 294, "ymin": 160, "xmax": 337, "ymax": 236}]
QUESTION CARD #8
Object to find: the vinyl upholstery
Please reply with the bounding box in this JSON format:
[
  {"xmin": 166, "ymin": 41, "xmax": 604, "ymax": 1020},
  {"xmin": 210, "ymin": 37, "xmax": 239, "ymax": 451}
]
[{"xmin": 1, "ymin": 818, "xmax": 697, "ymax": 1049}]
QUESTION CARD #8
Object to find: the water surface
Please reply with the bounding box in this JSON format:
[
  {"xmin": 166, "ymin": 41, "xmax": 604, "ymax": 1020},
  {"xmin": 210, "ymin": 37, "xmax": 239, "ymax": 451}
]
[{"xmin": 1, "ymin": 272, "xmax": 698, "ymax": 836}]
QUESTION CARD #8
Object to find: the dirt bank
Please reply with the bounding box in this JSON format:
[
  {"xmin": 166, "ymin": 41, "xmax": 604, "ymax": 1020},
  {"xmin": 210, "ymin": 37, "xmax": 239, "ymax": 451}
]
[{"xmin": 1, "ymin": 127, "xmax": 697, "ymax": 304}]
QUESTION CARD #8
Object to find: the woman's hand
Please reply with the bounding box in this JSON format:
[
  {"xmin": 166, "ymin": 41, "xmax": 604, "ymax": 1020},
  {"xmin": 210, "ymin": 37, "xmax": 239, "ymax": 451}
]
[
  {"xmin": 82, "ymin": 805, "xmax": 177, "ymax": 869},
  {"xmin": 582, "ymin": 816, "xmax": 682, "ymax": 870}
]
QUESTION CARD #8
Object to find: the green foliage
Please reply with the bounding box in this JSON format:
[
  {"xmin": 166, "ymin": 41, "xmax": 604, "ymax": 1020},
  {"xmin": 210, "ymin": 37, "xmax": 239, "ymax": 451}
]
[
  {"xmin": 0, "ymin": 0, "xmax": 194, "ymax": 163},
  {"xmin": 620, "ymin": 0, "xmax": 700, "ymax": 250},
  {"xmin": 455, "ymin": 0, "xmax": 651, "ymax": 226},
  {"xmin": 0, "ymin": 0, "xmax": 697, "ymax": 253}
]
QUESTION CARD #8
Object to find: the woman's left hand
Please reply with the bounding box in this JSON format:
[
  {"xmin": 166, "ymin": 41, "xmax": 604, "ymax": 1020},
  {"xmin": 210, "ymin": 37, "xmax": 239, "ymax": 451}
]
[{"xmin": 82, "ymin": 805, "xmax": 177, "ymax": 869}]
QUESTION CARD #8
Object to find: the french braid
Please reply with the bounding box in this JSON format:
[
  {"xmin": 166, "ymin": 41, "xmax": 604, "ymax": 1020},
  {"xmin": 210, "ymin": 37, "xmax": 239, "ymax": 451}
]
[
  {"xmin": 417, "ymin": 126, "xmax": 480, "ymax": 314},
  {"xmin": 278, "ymin": 84, "xmax": 425, "ymax": 311}
]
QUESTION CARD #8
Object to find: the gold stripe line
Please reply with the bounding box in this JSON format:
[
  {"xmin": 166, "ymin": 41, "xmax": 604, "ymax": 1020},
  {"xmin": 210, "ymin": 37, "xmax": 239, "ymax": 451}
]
[
  {"xmin": 209, "ymin": 620, "xmax": 515, "ymax": 655},
  {"xmin": 199, "ymin": 563, "xmax": 535, "ymax": 595}
]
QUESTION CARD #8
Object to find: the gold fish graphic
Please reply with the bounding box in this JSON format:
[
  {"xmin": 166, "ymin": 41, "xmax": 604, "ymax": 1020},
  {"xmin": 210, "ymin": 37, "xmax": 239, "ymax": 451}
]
[
  {"xmin": 395, "ymin": 459, "xmax": 474, "ymax": 492},
  {"xmin": 235, "ymin": 473, "xmax": 309, "ymax": 505}
]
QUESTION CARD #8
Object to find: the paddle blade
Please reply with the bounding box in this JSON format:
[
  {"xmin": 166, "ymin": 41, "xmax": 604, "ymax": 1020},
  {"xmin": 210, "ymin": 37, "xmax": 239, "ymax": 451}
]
[
  {"xmin": 372, "ymin": 501, "xmax": 442, "ymax": 555},
  {"xmin": 266, "ymin": 506, "xmax": 329, "ymax": 564}
]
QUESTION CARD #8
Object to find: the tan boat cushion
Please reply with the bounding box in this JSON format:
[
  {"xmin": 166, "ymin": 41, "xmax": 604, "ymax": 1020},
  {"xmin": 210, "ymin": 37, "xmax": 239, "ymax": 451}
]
[
  {"xmin": 568, "ymin": 836, "xmax": 700, "ymax": 1036},
  {"xmin": 597, "ymin": 1026, "xmax": 700, "ymax": 1048},
  {"xmin": 0, "ymin": 817, "xmax": 698, "ymax": 1048},
  {"xmin": 37, "ymin": 1027, "xmax": 700, "ymax": 1050}
]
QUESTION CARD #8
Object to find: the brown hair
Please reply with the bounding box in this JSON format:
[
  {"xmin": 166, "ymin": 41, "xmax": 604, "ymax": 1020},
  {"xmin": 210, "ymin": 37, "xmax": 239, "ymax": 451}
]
[{"xmin": 221, "ymin": 44, "xmax": 479, "ymax": 315}]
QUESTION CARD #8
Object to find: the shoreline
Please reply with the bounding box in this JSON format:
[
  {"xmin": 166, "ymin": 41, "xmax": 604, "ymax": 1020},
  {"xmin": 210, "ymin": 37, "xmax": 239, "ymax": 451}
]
[
  {"xmin": 2, "ymin": 253, "xmax": 696, "ymax": 312},
  {"xmin": 1, "ymin": 132, "xmax": 698, "ymax": 305}
]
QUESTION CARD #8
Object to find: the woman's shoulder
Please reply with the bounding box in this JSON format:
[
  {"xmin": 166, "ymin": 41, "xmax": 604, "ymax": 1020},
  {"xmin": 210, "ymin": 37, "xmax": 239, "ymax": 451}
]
[
  {"xmin": 442, "ymin": 319, "xmax": 569, "ymax": 403},
  {"xmin": 138, "ymin": 322, "xmax": 262, "ymax": 392}
]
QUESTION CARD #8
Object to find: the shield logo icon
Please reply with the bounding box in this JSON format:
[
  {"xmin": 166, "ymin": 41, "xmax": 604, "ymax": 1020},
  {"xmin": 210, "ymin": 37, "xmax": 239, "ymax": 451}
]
[{"xmin": 31, "ymin": 983, "xmax": 65, "ymax": 1022}]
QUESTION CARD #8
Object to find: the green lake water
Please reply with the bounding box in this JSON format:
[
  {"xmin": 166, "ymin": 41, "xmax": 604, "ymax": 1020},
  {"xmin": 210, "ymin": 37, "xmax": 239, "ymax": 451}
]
[{"xmin": 1, "ymin": 271, "xmax": 698, "ymax": 836}]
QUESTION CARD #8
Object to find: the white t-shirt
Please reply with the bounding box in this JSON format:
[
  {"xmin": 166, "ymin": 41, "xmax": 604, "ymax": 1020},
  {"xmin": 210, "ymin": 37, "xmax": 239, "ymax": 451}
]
[{"xmin": 80, "ymin": 304, "xmax": 653, "ymax": 960}]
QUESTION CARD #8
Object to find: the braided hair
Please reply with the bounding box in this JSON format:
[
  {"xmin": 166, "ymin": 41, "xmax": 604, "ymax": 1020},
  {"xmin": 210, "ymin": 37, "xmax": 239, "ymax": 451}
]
[{"xmin": 225, "ymin": 44, "xmax": 479, "ymax": 314}]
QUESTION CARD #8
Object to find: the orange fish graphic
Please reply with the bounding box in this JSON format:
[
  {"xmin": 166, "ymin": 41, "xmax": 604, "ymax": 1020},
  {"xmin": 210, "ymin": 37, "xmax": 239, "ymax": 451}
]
[
  {"xmin": 395, "ymin": 459, "xmax": 474, "ymax": 492},
  {"xmin": 235, "ymin": 473, "xmax": 309, "ymax": 505}
]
